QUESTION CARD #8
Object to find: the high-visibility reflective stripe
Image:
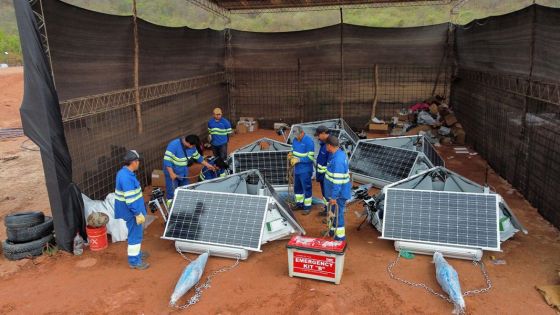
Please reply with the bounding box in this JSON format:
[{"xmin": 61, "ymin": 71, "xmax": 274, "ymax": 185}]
[
  {"xmin": 219, "ymin": 173, "xmax": 226, "ymax": 177},
  {"xmin": 335, "ymin": 227, "xmax": 346, "ymax": 237},
  {"xmin": 325, "ymin": 176, "xmax": 350, "ymax": 184},
  {"xmin": 304, "ymin": 198, "xmax": 312, "ymax": 206},
  {"xmin": 199, "ymin": 173, "xmax": 205, "ymax": 180},
  {"xmin": 295, "ymin": 194, "xmax": 304, "ymax": 202},
  {"xmin": 189, "ymin": 151, "xmax": 201, "ymax": 159},
  {"xmin": 326, "ymin": 170, "xmax": 349, "ymax": 178},
  {"xmin": 292, "ymin": 151, "xmax": 307, "ymax": 158},
  {"xmin": 317, "ymin": 164, "xmax": 327, "ymax": 173},
  {"xmin": 165, "ymin": 151, "xmax": 187, "ymax": 162},
  {"xmin": 317, "ymin": 164, "xmax": 326, "ymax": 169},
  {"xmin": 115, "ymin": 187, "xmax": 141, "ymax": 197},
  {"xmin": 322, "ymin": 197, "xmax": 327, "ymax": 205},
  {"xmin": 164, "ymin": 156, "xmax": 187, "ymax": 166},
  {"xmin": 128, "ymin": 244, "xmax": 141, "ymax": 256},
  {"xmin": 114, "ymin": 195, "xmax": 126, "ymax": 202},
  {"xmin": 126, "ymin": 193, "xmax": 143, "ymax": 204}
]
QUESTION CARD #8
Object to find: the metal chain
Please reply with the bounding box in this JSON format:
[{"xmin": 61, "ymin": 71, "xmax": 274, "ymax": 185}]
[
  {"xmin": 174, "ymin": 245, "xmax": 240, "ymax": 310},
  {"xmin": 387, "ymin": 252, "xmax": 492, "ymax": 305}
]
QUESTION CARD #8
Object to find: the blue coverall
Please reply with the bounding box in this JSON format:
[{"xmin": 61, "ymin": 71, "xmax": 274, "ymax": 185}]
[
  {"xmin": 114, "ymin": 166, "xmax": 147, "ymax": 266},
  {"xmin": 163, "ymin": 138, "xmax": 203, "ymax": 199},
  {"xmin": 208, "ymin": 117, "xmax": 232, "ymax": 161},
  {"xmin": 316, "ymin": 139, "xmax": 331, "ymax": 210},
  {"xmin": 199, "ymin": 157, "xmax": 226, "ymax": 181},
  {"xmin": 292, "ymin": 134, "xmax": 315, "ymax": 210},
  {"xmin": 324, "ymin": 148, "xmax": 351, "ymax": 241}
]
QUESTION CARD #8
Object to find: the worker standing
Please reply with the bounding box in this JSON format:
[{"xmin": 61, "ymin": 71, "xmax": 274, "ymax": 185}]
[
  {"xmin": 324, "ymin": 136, "xmax": 351, "ymax": 241},
  {"xmin": 163, "ymin": 135, "xmax": 215, "ymax": 202},
  {"xmin": 315, "ymin": 125, "xmax": 331, "ymax": 217},
  {"xmin": 115, "ymin": 150, "xmax": 149, "ymax": 270},
  {"xmin": 289, "ymin": 126, "xmax": 315, "ymax": 215},
  {"xmin": 208, "ymin": 107, "xmax": 232, "ymax": 161}
]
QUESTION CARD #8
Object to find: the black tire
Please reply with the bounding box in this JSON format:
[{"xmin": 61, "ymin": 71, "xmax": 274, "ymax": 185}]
[
  {"xmin": 7, "ymin": 216, "xmax": 54, "ymax": 243},
  {"xmin": 4, "ymin": 211, "xmax": 45, "ymax": 229},
  {"xmin": 2, "ymin": 234, "xmax": 54, "ymax": 261}
]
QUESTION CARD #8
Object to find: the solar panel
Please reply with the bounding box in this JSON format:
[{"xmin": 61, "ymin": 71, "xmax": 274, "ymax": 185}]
[
  {"xmin": 382, "ymin": 189, "xmax": 500, "ymax": 251},
  {"xmin": 349, "ymin": 142, "xmax": 419, "ymax": 183},
  {"xmin": 341, "ymin": 119, "xmax": 359, "ymax": 144},
  {"xmin": 422, "ymin": 138, "xmax": 444, "ymax": 167},
  {"xmin": 262, "ymin": 177, "xmax": 298, "ymax": 224},
  {"xmin": 232, "ymin": 151, "xmax": 289, "ymax": 186},
  {"xmin": 163, "ymin": 190, "xmax": 269, "ymax": 251}
]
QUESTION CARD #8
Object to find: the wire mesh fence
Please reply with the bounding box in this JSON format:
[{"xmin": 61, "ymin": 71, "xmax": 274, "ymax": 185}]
[{"xmin": 232, "ymin": 65, "xmax": 450, "ymax": 129}]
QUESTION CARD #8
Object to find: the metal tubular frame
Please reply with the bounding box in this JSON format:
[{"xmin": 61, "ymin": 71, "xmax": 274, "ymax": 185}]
[
  {"xmin": 29, "ymin": 0, "xmax": 56, "ymax": 87},
  {"xmin": 60, "ymin": 72, "xmax": 225, "ymax": 122},
  {"xmin": 459, "ymin": 69, "xmax": 560, "ymax": 106}
]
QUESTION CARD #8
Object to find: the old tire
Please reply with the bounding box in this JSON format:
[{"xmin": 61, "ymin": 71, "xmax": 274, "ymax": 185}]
[
  {"xmin": 4, "ymin": 211, "xmax": 45, "ymax": 229},
  {"xmin": 2, "ymin": 234, "xmax": 54, "ymax": 261},
  {"xmin": 6, "ymin": 216, "xmax": 54, "ymax": 243}
]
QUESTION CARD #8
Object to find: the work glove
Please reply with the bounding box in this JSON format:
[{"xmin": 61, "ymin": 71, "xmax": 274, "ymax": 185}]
[
  {"xmin": 136, "ymin": 213, "xmax": 146, "ymax": 225},
  {"xmin": 290, "ymin": 157, "xmax": 300, "ymax": 167}
]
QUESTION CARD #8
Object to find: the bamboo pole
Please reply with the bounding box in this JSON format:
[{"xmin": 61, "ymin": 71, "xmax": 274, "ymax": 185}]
[{"xmin": 132, "ymin": 0, "xmax": 143, "ymax": 134}]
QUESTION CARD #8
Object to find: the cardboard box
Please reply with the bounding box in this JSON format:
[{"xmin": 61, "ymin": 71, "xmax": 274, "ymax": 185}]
[
  {"xmin": 236, "ymin": 122, "xmax": 248, "ymax": 134},
  {"xmin": 239, "ymin": 116, "xmax": 255, "ymax": 122},
  {"xmin": 369, "ymin": 123, "xmax": 389, "ymax": 133},
  {"xmin": 405, "ymin": 124, "xmax": 432, "ymax": 136},
  {"xmin": 248, "ymin": 121, "xmax": 259, "ymax": 132},
  {"xmin": 151, "ymin": 169, "xmax": 165, "ymax": 188},
  {"xmin": 452, "ymin": 126, "xmax": 466, "ymax": 145},
  {"xmin": 444, "ymin": 114, "xmax": 458, "ymax": 127}
]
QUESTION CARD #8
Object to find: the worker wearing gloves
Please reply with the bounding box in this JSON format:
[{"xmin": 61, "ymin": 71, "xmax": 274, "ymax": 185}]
[
  {"xmin": 163, "ymin": 135, "xmax": 215, "ymax": 201},
  {"xmin": 208, "ymin": 107, "xmax": 232, "ymax": 161},
  {"xmin": 315, "ymin": 125, "xmax": 331, "ymax": 217},
  {"xmin": 290, "ymin": 126, "xmax": 315, "ymax": 214},
  {"xmin": 199, "ymin": 156, "xmax": 228, "ymax": 181},
  {"xmin": 115, "ymin": 150, "xmax": 150, "ymax": 270},
  {"xmin": 324, "ymin": 136, "xmax": 351, "ymax": 241}
]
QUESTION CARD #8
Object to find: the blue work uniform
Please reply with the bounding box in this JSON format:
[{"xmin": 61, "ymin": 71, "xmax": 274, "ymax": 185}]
[
  {"xmin": 199, "ymin": 157, "xmax": 227, "ymax": 181},
  {"xmin": 114, "ymin": 166, "xmax": 147, "ymax": 266},
  {"xmin": 163, "ymin": 138, "xmax": 203, "ymax": 199},
  {"xmin": 316, "ymin": 139, "xmax": 331, "ymax": 209},
  {"xmin": 324, "ymin": 148, "xmax": 351, "ymax": 241},
  {"xmin": 292, "ymin": 134, "xmax": 315, "ymax": 210},
  {"xmin": 208, "ymin": 117, "xmax": 232, "ymax": 160}
]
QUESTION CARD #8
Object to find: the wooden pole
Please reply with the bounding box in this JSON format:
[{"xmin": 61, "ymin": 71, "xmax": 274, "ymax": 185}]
[
  {"xmin": 371, "ymin": 64, "xmax": 378, "ymax": 121},
  {"xmin": 132, "ymin": 0, "xmax": 143, "ymax": 134},
  {"xmin": 339, "ymin": 8, "xmax": 344, "ymax": 119}
]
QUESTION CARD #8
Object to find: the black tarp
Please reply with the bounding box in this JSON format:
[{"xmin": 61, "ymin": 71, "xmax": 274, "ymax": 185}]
[{"xmin": 14, "ymin": 0, "xmax": 86, "ymax": 251}]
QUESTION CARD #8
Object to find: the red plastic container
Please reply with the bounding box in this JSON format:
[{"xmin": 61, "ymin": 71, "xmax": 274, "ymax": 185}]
[{"xmin": 86, "ymin": 225, "xmax": 108, "ymax": 251}]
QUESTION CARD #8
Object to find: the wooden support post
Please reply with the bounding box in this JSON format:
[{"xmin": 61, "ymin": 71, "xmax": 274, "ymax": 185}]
[
  {"xmin": 371, "ymin": 64, "xmax": 378, "ymax": 121},
  {"xmin": 132, "ymin": 0, "xmax": 143, "ymax": 134},
  {"xmin": 298, "ymin": 58, "xmax": 304, "ymax": 123}
]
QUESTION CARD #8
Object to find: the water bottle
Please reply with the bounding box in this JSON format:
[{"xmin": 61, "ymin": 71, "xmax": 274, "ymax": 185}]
[{"xmin": 73, "ymin": 232, "xmax": 84, "ymax": 256}]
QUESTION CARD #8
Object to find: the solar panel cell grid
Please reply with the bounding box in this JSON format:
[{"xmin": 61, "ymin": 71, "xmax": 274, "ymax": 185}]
[
  {"xmin": 422, "ymin": 139, "xmax": 444, "ymax": 167},
  {"xmin": 382, "ymin": 189, "xmax": 499, "ymax": 250},
  {"xmin": 349, "ymin": 142, "xmax": 418, "ymax": 182},
  {"xmin": 233, "ymin": 151, "xmax": 289, "ymax": 185},
  {"xmin": 164, "ymin": 190, "xmax": 269, "ymax": 251}
]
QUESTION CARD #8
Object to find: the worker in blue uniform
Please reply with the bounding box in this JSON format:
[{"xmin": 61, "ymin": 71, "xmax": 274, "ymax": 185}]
[
  {"xmin": 114, "ymin": 150, "xmax": 150, "ymax": 270},
  {"xmin": 199, "ymin": 156, "xmax": 228, "ymax": 181},
  {"xmin": 315, "ymin": 125, "xmax": 331, "ymax": 217},
  {"xmin": 163, "ymin": 135, "xmax": 215, "ymax": 201},
  {"xmin": 289, "ymin": 126, "xmax": 315, "ymax": 215},
  {"xmin": 208, "ymin": 107, "xmax": 232, "ymax": 161},
  {"xmin": 324, "ymin": 136, "xmax": 351, "ymax": 241}
]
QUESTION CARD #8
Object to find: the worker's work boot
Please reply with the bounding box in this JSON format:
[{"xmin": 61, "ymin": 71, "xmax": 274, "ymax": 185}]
[
  {"xmin": 302, "ymin": 209, "xmax": 312, "ymax": 215},
  {"xmin": 129, "ymin": 261, "xmax": 150, "ymax": 270},
  {"xmin": 141, "ymin": 251, "xmax": 150, "ymax": 259}
]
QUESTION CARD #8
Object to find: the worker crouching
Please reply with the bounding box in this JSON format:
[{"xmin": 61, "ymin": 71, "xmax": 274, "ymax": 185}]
[
  {"xmin": 114, "ymin": 150, "xmax": 150, "ymax": 270},
  {"xmin": 324, "ymin": 136, "xmax": 351, "ymax": 241}
]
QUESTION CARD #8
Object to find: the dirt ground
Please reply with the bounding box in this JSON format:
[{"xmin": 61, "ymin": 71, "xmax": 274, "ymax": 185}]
[{"xmin": 0, "ymin": 67, "xmax": 559, "ymax": 314}]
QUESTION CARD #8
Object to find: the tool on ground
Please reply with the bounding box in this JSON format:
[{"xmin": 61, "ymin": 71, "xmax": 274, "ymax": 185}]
[
  {"xmin": 286, "ymin": 235, "xmax": 347, "ymax": 284},
  {"xmin": 325, "ymin": 203, "xmax": 340, "ymax": 239}
]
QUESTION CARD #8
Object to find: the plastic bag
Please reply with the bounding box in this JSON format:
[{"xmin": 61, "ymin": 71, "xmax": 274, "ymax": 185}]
[
  {"xmin": 169, "ymin": 252, "xmax": 209, "ymax": 307},
  {"xmin": 433, "ymin": 252, "xmax": 465, "ymax": 314}
]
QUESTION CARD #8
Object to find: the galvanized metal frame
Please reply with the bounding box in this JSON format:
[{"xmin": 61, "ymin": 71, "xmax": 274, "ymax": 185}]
[{"xmin": 60, "ymin": 72, "xmax": 225, "ymax": 122}]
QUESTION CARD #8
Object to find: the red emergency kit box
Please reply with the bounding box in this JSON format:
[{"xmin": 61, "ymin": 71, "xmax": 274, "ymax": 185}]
[{"xmin": 286, "ymin": 235, "xmax": 347, "ymax": 284}]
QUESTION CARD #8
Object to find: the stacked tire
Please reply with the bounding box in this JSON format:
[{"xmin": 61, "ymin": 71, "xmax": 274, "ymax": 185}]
[{"xmin": 2, "ymin": 211, "xmax": 54, "ymax": 261}]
